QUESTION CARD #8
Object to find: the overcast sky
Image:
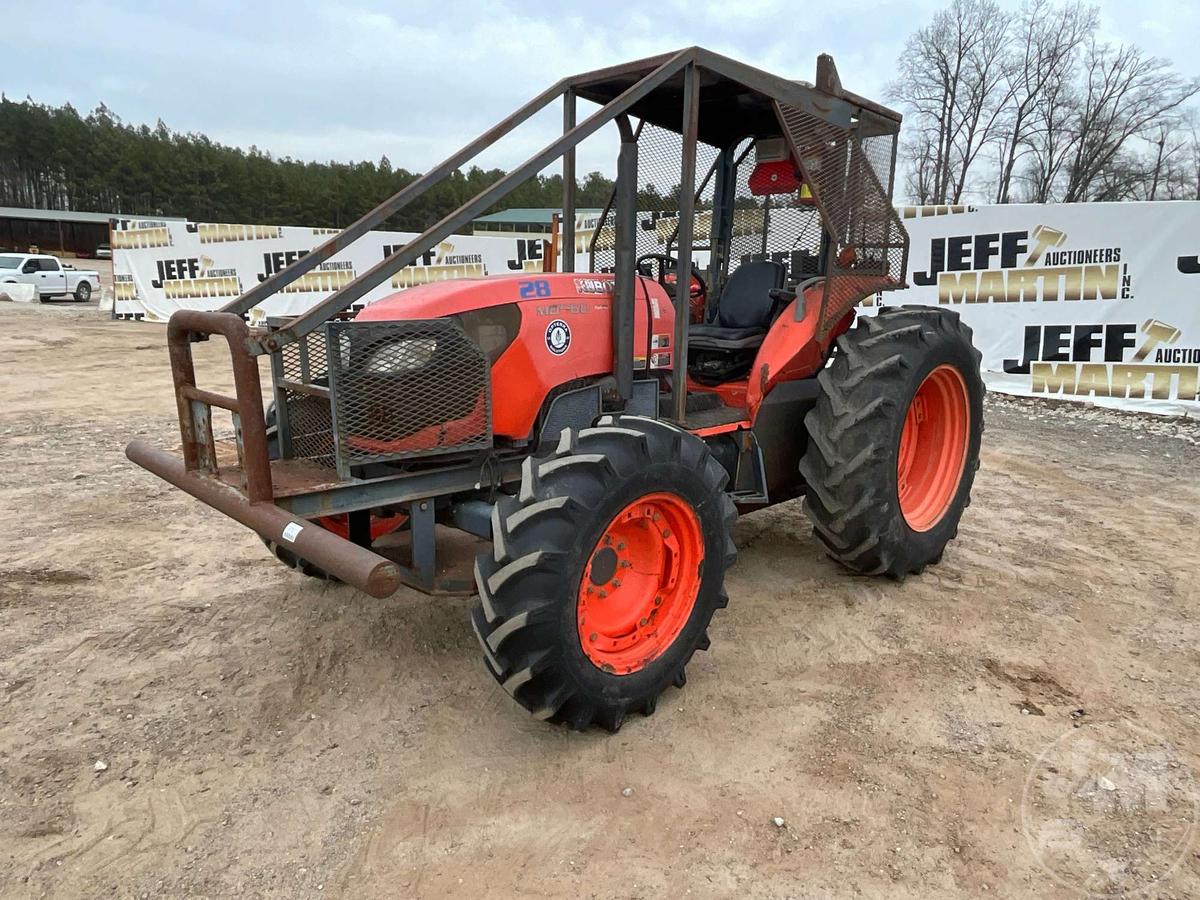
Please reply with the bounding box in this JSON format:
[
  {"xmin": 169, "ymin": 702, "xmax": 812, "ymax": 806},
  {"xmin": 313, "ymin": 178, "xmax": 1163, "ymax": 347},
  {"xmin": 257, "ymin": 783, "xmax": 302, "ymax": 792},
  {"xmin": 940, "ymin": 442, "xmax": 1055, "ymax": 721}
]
[{"xmin": 6, "ymin": 0, "xmax": 1199, "ymax": 179}]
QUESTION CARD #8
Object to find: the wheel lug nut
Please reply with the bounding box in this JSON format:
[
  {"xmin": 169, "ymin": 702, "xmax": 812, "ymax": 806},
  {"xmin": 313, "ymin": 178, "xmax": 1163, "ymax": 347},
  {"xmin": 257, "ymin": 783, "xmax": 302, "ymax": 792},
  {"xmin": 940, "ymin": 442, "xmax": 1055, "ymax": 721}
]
[
  {"xmin": 589, "ymin": 633, "xmax": 597, "ymax": 642},
  {"xmin": 654, "ymin": 596, "xmax": 662, "ymax": 606},
  {"xmin": 662, "ymin": 529, "xmax": 671, "ymax": 538},
  {"xmin": 616, "ymin": 542, "xmax": 625, "ymax": 551},
  {"xmin": 639, "ymin": 617, "xmax": 648, "ymax": 626},
  {"xmin": 599, "ymin": 590, "xmax": 607, "ymax": 599},
  {"xmin": 612, "ymin": 578, "xmax": 621, "ymax": 588}
]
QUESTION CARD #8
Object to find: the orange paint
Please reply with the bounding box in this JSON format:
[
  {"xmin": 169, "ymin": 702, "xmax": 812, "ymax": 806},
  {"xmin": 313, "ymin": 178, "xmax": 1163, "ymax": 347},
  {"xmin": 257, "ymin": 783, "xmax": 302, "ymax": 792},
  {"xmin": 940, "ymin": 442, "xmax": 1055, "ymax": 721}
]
[
  {"xmin": 577, "ymin": 492, "xmax": 704, "ymax": 674},
  {"xmin": 897, "ymin": 365, "xmax": 970, "ymax": 532}
]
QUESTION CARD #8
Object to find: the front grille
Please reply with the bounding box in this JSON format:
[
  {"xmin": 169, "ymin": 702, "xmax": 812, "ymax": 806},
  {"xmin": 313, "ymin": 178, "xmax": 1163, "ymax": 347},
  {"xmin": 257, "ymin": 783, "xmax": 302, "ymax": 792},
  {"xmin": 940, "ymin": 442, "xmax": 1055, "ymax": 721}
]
[{"xmin": 325, "ymin": 318, "xmax": 492, "ymax": 466}]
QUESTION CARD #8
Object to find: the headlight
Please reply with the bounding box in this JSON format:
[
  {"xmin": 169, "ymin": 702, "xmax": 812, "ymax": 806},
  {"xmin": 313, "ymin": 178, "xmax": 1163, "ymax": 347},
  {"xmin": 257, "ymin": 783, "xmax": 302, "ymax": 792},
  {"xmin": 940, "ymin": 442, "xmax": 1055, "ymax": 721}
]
[{"xmin": 362, "ymin": 337, "xmax": 437, "ymax": 373}]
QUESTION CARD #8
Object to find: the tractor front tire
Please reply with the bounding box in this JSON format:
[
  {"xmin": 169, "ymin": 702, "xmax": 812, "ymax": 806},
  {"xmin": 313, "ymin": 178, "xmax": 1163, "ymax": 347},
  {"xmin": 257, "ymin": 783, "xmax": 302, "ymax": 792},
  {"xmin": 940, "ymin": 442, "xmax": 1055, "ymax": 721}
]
[
  {"xmin": 800, "ymin": 306, "xmax": 983, "ymax": 577},
  {"xmin": 472, "ymin": 415, "xmax": 737, "ymax": 732}
]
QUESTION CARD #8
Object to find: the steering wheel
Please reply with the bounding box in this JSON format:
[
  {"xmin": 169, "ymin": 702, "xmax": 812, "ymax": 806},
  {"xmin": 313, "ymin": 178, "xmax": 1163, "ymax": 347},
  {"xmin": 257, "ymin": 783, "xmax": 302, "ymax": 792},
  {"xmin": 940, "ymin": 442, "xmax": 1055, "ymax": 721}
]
[{"xmin": 635, "ymin": 253, "xmax": 708, "ymax": 321}]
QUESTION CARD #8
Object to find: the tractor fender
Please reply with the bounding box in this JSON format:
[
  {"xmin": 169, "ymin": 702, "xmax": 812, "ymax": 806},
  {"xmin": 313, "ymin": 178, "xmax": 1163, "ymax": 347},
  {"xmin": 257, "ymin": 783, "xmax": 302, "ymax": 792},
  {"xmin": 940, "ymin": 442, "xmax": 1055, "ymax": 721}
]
[{"xmin": 745, "ymin": 282, "xmax": 850, "ymax": 419}]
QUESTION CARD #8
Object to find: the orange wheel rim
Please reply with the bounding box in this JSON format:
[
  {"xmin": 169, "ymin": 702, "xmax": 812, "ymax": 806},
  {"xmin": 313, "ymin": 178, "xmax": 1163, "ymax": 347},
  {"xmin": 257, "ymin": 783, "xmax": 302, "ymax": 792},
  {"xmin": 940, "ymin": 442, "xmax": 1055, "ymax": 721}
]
[
  {"xmin": 577, "ymin": 492, "xmax": 705, "ymax": 674},
  {"xmin": 897, "ymin": 364, "xmax": 970, "ymax": 532}
]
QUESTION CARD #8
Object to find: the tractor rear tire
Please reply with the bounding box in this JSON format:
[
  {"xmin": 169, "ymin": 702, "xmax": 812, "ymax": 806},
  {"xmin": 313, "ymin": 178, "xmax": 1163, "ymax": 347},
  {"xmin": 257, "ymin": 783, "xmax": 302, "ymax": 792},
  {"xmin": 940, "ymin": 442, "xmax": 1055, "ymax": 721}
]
[
  {"xmin": 472, "ymin": 414, "xmax": 737, "ymax": 732},
  {"xmin": 800, "ymin": 306, "xmax": 983, "ymax": 577}
]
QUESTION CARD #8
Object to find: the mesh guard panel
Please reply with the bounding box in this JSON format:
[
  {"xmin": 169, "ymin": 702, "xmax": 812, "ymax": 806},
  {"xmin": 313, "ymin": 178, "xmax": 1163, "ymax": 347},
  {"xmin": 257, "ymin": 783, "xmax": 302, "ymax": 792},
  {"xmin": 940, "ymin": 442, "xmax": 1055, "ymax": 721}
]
[
  {"xmin": 279, "ymin": 332, "xmax": 335, "ymax": 467},
  {"xmin": 326, "ymin": 319, "xmax": 492, "ymax": 467},
  {"xmin": 776, "ymin": 102, "xmax": 908, "ymax": 336},
  {"xmin": 725, "ymin": 138, "xmax": 825, "ymax": 291},
  {"xmin": 589, "ymin": 122, "xmax": 720, "ymax": 277}
]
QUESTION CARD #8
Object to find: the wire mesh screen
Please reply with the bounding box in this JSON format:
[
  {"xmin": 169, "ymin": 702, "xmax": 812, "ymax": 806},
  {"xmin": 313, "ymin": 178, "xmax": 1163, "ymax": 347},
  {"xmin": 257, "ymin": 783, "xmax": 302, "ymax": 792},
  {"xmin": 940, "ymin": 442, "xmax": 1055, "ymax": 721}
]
[
  {"xmin": 589, "ymin": 123, "xmax": 721, "ymax": 276},
  {"xmin": 278, "ymin": 332, "xmax": 335, "ymax": 466},
  {"xmin": 725, "ymin": 139, "xmax": 826, "ymax": 290},
  {"xmin": 325, "ymin": 319, "xmax": 492, "ymax": 467},
  {"xmin": 861, "ymin": 133, "xmax": 896, "ymax": 196},
  {"xmin": 776, "ymin": 102, "xmax": 908, "ymax": 335}
]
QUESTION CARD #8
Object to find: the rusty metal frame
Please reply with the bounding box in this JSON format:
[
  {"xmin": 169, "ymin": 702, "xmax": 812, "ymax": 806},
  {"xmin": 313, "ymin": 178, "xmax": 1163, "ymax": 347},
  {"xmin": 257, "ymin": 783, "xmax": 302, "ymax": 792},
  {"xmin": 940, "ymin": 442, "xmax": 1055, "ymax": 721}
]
[
  {"xmin": 586, "ymin": 118, "xmax": 644, "ymax": 274},
  {"xmin": 165, "ymin": 310, "xmax": 273, "ymax": 501},
  {"xmin": 561, "ymin": 88, "xmax": 577, "ymax": 274},
  {"xmin": 125, "ymin": 310, "xmax": 403, "ymax": 597},
  {"xmin": 672, "ymin": 62, "xmax": 700, "ymax": 423},
  {"xmin": 211, "ymin": 46, "xmax": 902, "ymax": 356},
  {"xmin": 771, "ymin": 88, "xmax": 909, "ymax": 335},
  {"xmin": 131, "ymin": 46, "xmax": 908, "ymax": 597},
  {"xmin": 248, "ymin": 48, "xmax": 694, "ymax": 356}
]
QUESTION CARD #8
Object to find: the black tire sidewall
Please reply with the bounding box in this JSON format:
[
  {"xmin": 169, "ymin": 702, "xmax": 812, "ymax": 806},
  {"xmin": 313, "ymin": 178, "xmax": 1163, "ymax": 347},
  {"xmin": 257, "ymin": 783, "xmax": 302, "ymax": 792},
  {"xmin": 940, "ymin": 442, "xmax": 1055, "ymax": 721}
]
[
  {"xmin": 886, "ymin": 326, "xmax": 984, "ymax": 563},
  {"xmin": 551, "ymin": 459, "xmax": 725, "ymax": 698},
  {"xmin": 75, "ymin": 283, "xmax": 91, "ymax": 301}
]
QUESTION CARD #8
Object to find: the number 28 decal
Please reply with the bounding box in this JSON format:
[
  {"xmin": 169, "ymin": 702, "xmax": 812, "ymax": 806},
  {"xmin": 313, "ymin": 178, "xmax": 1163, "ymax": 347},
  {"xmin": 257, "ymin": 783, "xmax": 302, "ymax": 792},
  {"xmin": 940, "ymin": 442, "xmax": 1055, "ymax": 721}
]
[{"xmin": 519, "ymin": 279, "xmax": 552, "ymax": 298}]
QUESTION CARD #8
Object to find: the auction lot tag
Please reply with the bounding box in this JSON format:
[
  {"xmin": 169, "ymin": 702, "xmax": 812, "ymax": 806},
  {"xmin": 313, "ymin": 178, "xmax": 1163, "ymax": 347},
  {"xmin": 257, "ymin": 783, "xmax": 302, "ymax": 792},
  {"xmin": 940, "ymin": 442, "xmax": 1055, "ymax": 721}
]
[{"xmin": 281, "ymin": 522, "xmax": 303, "ymax": 543}]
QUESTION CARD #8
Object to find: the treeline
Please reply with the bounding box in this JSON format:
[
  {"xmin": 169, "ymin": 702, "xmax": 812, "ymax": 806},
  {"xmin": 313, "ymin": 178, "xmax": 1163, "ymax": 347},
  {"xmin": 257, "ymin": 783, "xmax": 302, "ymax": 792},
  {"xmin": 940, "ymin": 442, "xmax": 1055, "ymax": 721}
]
[
  {"xmin": 891, "ymin": 0, "xmax": 1200, "ymax": 204},
  {"xmin": 0, "ymin": 97, "xmax": 618, "ymax": 228},
  {"xmin": 7, "ymin": 2, "xmax": 1199, "ymax": 219}
]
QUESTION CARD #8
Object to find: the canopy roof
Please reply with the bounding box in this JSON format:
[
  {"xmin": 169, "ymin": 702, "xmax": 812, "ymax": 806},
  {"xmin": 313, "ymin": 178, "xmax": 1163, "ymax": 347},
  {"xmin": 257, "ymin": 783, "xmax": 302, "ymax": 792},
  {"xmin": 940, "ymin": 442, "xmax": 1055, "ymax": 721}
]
[{"xmin": 563, "ymin": 46, "xmax": 902, "ymax": 149}]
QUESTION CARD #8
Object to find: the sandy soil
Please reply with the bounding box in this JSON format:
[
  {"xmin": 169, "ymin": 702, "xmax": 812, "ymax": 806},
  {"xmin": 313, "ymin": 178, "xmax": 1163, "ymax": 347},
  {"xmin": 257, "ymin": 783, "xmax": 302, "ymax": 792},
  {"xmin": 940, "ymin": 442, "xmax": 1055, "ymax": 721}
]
[{"xmin": 2, "ymin": 301, "xmax": 1200, "ymax": 899}]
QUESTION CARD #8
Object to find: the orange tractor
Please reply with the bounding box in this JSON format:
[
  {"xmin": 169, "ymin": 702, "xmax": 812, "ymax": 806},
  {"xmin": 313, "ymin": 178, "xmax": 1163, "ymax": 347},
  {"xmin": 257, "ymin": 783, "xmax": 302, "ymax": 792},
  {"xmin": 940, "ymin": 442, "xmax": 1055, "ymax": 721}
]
[{"xmin": 127, "ymin": 49, "xmax": 983, "ymax": 731}]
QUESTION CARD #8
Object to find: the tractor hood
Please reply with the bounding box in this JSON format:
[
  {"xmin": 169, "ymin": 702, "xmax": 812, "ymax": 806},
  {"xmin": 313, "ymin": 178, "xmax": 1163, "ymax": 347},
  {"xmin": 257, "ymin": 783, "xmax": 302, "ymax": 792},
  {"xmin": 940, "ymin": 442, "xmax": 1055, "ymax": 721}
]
[{"xmin": 357, "ymin": 272, "xmax": 625, "ymax": 322}]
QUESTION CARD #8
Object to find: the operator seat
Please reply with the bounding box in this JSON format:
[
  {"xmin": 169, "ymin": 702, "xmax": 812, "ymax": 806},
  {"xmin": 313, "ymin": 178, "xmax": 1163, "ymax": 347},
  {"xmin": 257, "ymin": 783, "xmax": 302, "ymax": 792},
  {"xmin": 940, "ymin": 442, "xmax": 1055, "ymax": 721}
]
[
  {"xmin": 688, "ymin": 260, "xmax": 787, "ymax": 351},
  {"xmin": 686, "ymin": 260, "xmax": 789, "ymax": 385}
]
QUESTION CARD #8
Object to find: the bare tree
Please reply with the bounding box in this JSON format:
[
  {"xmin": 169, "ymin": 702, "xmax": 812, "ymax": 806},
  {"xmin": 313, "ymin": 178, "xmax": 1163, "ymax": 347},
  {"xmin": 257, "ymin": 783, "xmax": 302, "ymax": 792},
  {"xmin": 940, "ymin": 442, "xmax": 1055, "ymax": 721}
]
[
  {"xmin": 992, "ymin": 0, "xmax": 1096, "ymax": 202},
  {"xmin": 893, "ymin": 1, "xmax": 1200, "ymax": 204},
  {"xmin": 1060, "ymin": 40, "xmax": 1200, "ymax": 201},
  {"xmin": 901, "ymin": 127, "xmax": 940, "ymax": 204},
  {"xmin": 1017, "ymin": 64, "xmax": 1082, "ymax": 202},
  {"xmin": 1141, "ymin": 119, "xmax": 1196, "ymax": 199},
  {"xmin": 890, "ymin": 0, "xmax": 1012, "ymax": 204},
  {"xmin": 1191, "ymin": 118, "xmax": 1200, "ymax": 199},
  {"xmin": 948, "ymin": 5, "xmax": 1012, "ymax": 201}
]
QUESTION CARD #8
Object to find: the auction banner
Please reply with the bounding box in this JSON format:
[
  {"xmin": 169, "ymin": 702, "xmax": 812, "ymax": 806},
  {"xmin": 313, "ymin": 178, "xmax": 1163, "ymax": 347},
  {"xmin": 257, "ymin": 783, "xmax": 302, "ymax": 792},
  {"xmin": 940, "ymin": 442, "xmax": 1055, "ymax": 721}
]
[
  {"xmin": 867, "ymin": 201, "xmax": 1200, "ymax": 417},
  {"xmin": 111, "ymin": 218, "xmax": 566, "ymax": 324},
  {"xmin": 114, "ymin": 202, "xmax": 1200, "ymax": 416}
]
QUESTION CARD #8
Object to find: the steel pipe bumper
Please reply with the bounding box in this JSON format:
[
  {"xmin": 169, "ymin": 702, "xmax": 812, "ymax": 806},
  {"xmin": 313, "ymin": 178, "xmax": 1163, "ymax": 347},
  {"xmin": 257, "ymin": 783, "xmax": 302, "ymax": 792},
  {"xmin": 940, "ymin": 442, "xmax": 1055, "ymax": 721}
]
[{"xmin": 126, "ymin": 440, "xmax": 402, "ymax": 598}]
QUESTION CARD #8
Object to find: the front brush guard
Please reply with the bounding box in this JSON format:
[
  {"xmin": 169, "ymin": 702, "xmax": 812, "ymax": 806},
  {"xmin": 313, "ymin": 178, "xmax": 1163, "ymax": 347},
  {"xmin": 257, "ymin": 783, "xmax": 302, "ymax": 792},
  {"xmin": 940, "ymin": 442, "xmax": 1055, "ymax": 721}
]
[{"xmin": 125, "ymin": 310, "xmax": 402, "ymax": 598}]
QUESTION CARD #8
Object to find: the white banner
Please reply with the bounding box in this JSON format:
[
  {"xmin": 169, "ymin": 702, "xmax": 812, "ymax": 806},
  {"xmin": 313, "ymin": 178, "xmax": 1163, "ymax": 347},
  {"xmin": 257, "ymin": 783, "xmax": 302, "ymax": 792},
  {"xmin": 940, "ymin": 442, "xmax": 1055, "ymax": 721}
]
[
  {"xmin": 867, "ymin": 201, "xmax": 1200, "ymax": 417},
  {"xmin": 111, "ymin": 218, "xmax": 568, "ymax": 324},
  {"xmin": 113, "ymin": 201, "xmax": 1200, "ymax": 416}
]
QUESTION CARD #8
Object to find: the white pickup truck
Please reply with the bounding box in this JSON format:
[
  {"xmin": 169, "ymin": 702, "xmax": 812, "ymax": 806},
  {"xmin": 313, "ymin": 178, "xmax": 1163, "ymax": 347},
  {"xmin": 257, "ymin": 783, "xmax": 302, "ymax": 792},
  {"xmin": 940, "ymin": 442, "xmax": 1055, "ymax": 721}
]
[{"xmin": 0, "ymin": 253, "xmax": 102, "ymax": 302}]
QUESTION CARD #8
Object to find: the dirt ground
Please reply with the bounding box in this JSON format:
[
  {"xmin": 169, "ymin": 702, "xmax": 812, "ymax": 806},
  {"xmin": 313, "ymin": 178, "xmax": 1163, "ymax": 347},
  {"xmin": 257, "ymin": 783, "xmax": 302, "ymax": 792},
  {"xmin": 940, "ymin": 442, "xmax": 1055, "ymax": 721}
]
[{"xmin": 2, "ymin": 300, "xmax": 1199, "ymax": 899}]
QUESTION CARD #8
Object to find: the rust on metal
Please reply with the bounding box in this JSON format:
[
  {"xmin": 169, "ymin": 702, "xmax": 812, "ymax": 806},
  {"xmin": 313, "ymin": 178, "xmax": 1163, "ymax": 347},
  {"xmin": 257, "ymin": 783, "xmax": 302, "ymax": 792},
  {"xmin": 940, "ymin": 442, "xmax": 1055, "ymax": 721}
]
[
  {"xmin": 126, "ymin": 440, "xmax": 401, "ymax": 598},
  {"xmin": 217, "ymin": 457, "xmax": 346, "ymax": 499},
  {"xmin": 166, "ymin": 310, "xmax": 273, "ymax": 503}
]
